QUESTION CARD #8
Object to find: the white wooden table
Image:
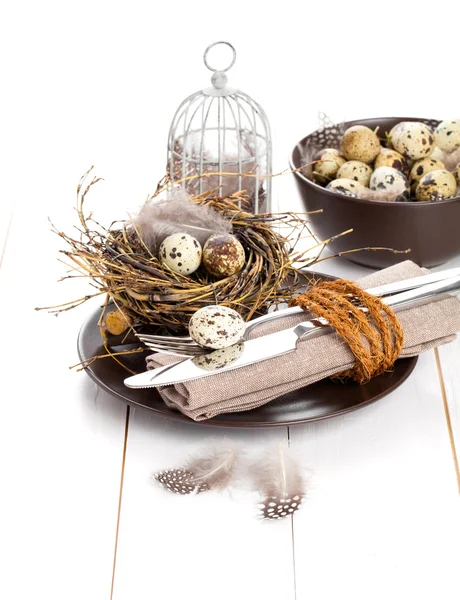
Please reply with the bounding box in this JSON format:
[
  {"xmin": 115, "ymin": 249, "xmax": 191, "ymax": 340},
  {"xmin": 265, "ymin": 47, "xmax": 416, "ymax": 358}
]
[
  {"xmin": 2, "ymin": 4, "xmax": 460, "ymax": 597},
  {"xmin": 2, "ymin": 177, "xmax": 460, "ymax": 599}
]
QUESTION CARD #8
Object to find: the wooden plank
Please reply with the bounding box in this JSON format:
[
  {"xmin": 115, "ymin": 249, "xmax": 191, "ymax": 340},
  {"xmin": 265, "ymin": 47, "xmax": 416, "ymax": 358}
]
[
  {"xmin": 0, "ymin": 194, "xmax": 127, "ymax": 600},
  {"xmin": 289, "ymin": 350, "xmax": 460, "ymax": 599},
  {"xmin": 112, "ymin": 412, "xmax": 296, "ymax": 600},
  {"xmin": 435, "ymin": 342, "xmax": 460, "ymax": 493}
]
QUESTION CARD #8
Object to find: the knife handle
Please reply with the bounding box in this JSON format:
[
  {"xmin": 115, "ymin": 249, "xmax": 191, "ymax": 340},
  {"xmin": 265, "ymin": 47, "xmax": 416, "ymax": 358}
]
[{"xmin": 293, "ymin": 318, "xmax": 333, "ymax": 341}]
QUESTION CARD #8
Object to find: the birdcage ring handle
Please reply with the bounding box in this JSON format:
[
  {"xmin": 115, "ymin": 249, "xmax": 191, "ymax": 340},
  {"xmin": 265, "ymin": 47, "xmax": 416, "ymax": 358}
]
[{"xmin": 203, "ymin": 41, "xmax": 236, "ymax": 73}]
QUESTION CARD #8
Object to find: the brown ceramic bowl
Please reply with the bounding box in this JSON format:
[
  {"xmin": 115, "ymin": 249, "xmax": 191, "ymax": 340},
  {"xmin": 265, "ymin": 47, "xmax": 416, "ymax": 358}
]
[{"xmin": 291, "ymin": 116, "xmax": 460, "ymax": 269}]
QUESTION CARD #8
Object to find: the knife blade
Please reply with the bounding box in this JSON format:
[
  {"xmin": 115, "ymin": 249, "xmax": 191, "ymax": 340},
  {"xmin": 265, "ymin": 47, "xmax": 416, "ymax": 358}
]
[{"xmin": 124, "ymin": 274, "xmax": 460, "ymax": 389}]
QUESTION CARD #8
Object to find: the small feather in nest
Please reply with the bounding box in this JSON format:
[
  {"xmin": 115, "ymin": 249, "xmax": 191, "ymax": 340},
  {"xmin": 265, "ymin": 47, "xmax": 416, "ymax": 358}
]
[
  {"xmin": 132, "ymin": 189, "xmax": 232, "ymax": 251},
  {"xmin": 253, "ymin": 444, "xmax": 306, "ymax": 519},
  {"xmin": 153, "ymin": 444, "xmax": 239, "ymax": 495}
]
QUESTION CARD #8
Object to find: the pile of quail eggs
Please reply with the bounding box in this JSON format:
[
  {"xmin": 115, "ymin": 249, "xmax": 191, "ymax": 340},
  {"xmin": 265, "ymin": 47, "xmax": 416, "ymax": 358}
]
[
  {"xmin": 159, "ymin": 231, "xmax": 245, "ymax": 278},
  {"xmin": 311, "ymin": 119, "xmax": 460, "ymax": 202}
]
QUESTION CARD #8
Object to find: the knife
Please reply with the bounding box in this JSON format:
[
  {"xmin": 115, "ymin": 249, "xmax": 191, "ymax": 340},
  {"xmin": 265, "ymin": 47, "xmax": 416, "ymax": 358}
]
[{"xmin": 124, "ymin": 274, "xmax": 460, "ymax": 389}]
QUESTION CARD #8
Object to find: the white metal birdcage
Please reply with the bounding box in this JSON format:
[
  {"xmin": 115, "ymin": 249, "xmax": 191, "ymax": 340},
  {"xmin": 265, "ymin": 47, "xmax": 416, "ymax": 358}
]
[{"xmin": 167, "ymin": 41, "xmax": 272, "ymax": 213}]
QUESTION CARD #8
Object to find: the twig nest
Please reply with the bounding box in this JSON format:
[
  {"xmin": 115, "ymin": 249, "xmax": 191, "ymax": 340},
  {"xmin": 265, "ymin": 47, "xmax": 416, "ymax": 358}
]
[
  {"xmin": 202, "ymin": 233, "xmax": 245, "ymax": 278},
  {"xmin": 370, "ymin": 166, "xmax": 410, "ymax": 201},
  {"xmin": 409, "ymin": 157, "xmax": 446, "ymax": 192},
  {"xmin": 312, "ymin": 148, "xmax": 346, "ymax": 184},
  {"xmin": 159, "ymin": 232, "xmax": 202, "ymax": 275},
  {"xmin": 341, "ymin": 125, "xmax": 381, "ymax": 164},
  {"xmin": 189, "ymin": 305, "xmax": 246, "ymax": 349},
  {"xmin": 391, "ymin": 122, "xmax": 435, "ymax": 160},
  {"xmin": 374, "ymin": 148, "xmax": 410, "ymax": 177},
  {"xmin": 435, "ymin": 120, "xmax": 460, "ymax": 153},
  {"xmin": 415, "ymin": 169, "xmax": 457, "ymax": 202},
  {"xmin": 336, "ymin": 160, "xmax": 372, "ymax": 186},
  {"xmin": 326, "ymin": 178, "xmax": 367, "ymax": 197}
]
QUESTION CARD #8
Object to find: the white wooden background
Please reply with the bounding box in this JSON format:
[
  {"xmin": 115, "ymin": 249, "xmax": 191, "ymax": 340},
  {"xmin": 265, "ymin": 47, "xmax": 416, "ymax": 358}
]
[{"xmin": 1, "ymin": 1, "xmax": 460, "ymax": 598}]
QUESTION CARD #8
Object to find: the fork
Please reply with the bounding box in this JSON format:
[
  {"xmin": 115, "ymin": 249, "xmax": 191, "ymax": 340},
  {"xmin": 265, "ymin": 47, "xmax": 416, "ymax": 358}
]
[{"xmin": 136, "ymin": 271, "xmax": 460, "ymax": 357}]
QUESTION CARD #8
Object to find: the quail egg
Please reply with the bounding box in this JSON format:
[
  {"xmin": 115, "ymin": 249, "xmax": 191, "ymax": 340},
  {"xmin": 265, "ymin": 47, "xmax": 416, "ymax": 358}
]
[
  {"xmin": 409, "ymin": 157, "xmax": 446, "ymax": 192},
  {"xmin": 202, "ymin": 233, "xmax": 245, "ymax": 279},
  {"xmin": 336, "ymin": 160, "xmax": 373, "ymax": 186},
  {"xmin": 391, "ymin": 121, "xmax": 435, "ymax": 160},
  {"xmin": 159, "ymin": 233, "xmax": 202, "ymax": 275},
  {"xmin": 374, "ymin": 148, "xmax": 410, "ymax": 177},
  {"xmin": 341, "ymin": 126, "xmax": 381, "ymax": 164},
  {"xmin": 370, "ymin": 166, "xmax": 410, "ymax": 201},
  {"xmin": 326, "ymin": 178, "xmax": 367, "ymax": 197},
  {"xmin": 435, "ymin": 120, "xmax": 460, "ymax": 153},
  {"xmin": 416, "ymin": 169, "xmax": 457, "ymax": 202},
  {"xmin": 388, "ymin": 123, "xmax": 403, "ymax": 148},
  {"xmin": 191, "ymin": 341, "xmax": 244, "ymax": 371},
  {"xmin": 189, "ymin": 305, "xmax": 246, "ymax": 349},
  {"xmin": 455, "ymin": 163, "xmax": 460, "ymax": 185},
  {"xmin": 312, "ymin": 148, "xmax": 346, "ymax": 184}
]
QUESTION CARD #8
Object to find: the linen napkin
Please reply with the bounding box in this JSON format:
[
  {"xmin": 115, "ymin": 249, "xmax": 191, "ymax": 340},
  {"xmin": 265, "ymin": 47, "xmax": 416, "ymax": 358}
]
[{"xmin": 146, "ymin": 261, "xmax": 460, "ymax": 421}]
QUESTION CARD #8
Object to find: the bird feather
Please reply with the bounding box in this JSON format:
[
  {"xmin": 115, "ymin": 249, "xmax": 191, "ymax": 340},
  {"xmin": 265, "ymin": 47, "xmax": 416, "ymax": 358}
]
[
  {"xmin": 153, "ymin": 443, "xmax": 239, "ymax": 495},
  {"xmin": 132, "ymin": 189, "xmax": 232, "ymax": 251},
  {"xmin": 186, "ymin": 444, "xmax": 239, "ymax": 491},
  {"xmin": 253, "ymin": 444, "xmax": 306, "ymax": 519}
]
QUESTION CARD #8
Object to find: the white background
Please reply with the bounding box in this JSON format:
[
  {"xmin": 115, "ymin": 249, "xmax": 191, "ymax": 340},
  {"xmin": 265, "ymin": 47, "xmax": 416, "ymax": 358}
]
[{"xmin": 1, "ymin": 1, "xmax": 460, "ymax": 599}]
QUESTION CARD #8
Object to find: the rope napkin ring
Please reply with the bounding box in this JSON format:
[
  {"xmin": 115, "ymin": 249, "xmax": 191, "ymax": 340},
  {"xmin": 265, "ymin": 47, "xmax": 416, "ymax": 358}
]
[{"xmin": 291, "ymin": 279, "xmax": 404, "ymax": 384}]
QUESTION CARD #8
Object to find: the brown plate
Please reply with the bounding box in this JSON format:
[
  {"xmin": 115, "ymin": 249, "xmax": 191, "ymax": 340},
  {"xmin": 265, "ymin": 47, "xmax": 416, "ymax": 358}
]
[{"xmin": 77, "ymin": 305, "xmax": 418, "ymax": 429}]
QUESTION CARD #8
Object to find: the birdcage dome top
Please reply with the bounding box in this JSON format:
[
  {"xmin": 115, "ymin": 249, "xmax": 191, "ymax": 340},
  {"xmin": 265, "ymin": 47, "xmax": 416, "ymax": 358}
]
[{"xmin": 167, "ymin": 41, "xmax": 272, "ymax": 212}]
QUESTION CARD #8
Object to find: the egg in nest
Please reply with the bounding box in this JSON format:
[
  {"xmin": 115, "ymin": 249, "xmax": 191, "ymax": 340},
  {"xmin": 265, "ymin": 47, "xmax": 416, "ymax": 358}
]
[
  {"xmin": 202, "ymin": 233, "xmax": 245, "ymax": 279},
  {"xmin": 336, "ymin": 161, "xmax": 373, "ymax": 186},
  {"xmin": 189, "ymin": 305, "xmax": 246, "ymax": 349},
  {"xmin": 159, "ymin": 232, "xmax": 202, "ymax": 275},
  {"xmin": 415, "ymin": 169, "xmax": 457, "ymax": 202},
  {"xmin": 370, "ymin": 166, "xmax": 410, "ymax": 201},
  {"xmin": 435, "ymin": 120, "xmax": 460, "ymax": 153}
]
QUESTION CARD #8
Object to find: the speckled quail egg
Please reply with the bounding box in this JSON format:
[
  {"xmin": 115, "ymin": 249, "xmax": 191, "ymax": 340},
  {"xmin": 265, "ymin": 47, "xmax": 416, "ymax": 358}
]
[
  {"xmin": 391, "ymin": 122, "xmax": 435, "ymax": 160},
  {"xmin": 336, "ymin": 160, "xmax": 373, "ymax": 186},
  {"xmin": 326, "ymin": 178, "xmax": 368, "ymax": 197},
  {"xmin": 435, "ymin": 120, "xmax": 460, "ymax": 153},
  {"xmin": 312, "ymin": 148, "xmax": 346, "ymax": 184},
  {"xmin": 409, "ymin": 157, "xmax": 446, "ymax": 193},
  {"xmin": 374, "ymin": 148, "xmax": 410, "ymax": 177},
  {"xmin": 189, "ymin": 305, "xmax": 246, "ymax": 350},
  {"xmin": 370, "ymin": 166, "xmax": 410, "ymax": 201},
  {"xmin": 202, "ymin": 233, "xmax": 245, "ymax": 279},
  {"xmin": 388, "ymin": 123, "xmax": 403, "ymax": 148},
  {"xmin": 415, "ymin": 169, "xmax": 458, "ymax": 202},
  {"xmin": 191, "ymin": 341, "xmax": 244, "ymax": 371},
  {"xmin": 455, "ymin": 163, "xmax": 460, "ymax": 185},
  {"xmin": 159, "ymin": 232, "xmax": 202, "ymax": 275},
  {"xmin": 341, "ymin": 126, "xmax": 381, "ymax": 164}
]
